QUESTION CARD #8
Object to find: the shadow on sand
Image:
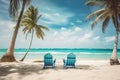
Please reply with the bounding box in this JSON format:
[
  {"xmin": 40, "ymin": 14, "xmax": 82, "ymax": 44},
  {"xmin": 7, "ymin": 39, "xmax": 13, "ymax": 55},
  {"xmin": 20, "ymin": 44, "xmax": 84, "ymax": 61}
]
[{"xmin": 0, "ymin": 62, "xmax": 95, "ymax": 80}]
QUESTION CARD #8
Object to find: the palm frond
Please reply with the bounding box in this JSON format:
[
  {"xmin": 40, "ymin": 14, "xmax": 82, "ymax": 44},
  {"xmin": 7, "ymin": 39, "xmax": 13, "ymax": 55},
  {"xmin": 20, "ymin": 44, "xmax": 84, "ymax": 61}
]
[
  {"xmin": 36, "ymin": 14, "xmax": 42, "ymax": 23},
  {"xmin": 35, "ymin": 26, "xmax": 45, "ymax": 39},
  {"xmin": 102, "ymin": 16, "xmax": 110, "ymax": 33},
  {"xmin": 23, "ymin": 26, "xmax": 28, "ymax": 33},
  {"xmin": 33, "ymin": 7, "xmax": 38, "ymax": 21},
  {"xmin": 25, "ymin": 0, "xmax": 31, "ymax": 6},
  {"xmin": 118, "ymin": 13, "xmax": 120, "ymax": 21},
  {"xmin": 85, "ymin": 0, "xmax": 105, "ymax": 6},
  {"xmin": 9, "ymin": 0, "xmax": 20, "ymax": 18},
  {"xmin": 86, "ymin": 8, "xmax": 105, "ymax": 20},
  {"xmin": 21, "ymin": 5, "xmax": 49, "ymax": 39},
  {"xmin": 85, "ymin": 0, "xmax": 120, "ymax": 33},
  {"xmin": 91, "ymin": 11, "xmax": 108, "ymax": 29},
  {"xmin": 23, "ymin": 26, "xmax": 32, "ymax": 39},
  {"xmin": 25, "ymin": 5, "xmax": 38, "ymax": 21},
  {"xmin": 38, "ymin": 25, "xmax": 49, "ymax": 31},
  {"xmin": 112, "ymin": 15, "xmax": 119, "ymax": 31},
  {"xmin": 22, "ymin": 26, "xmax": 30, "ymax": 39},
  {"xmin": 21, "ymin": 19, "xmax": 33, "ymax": 27}
]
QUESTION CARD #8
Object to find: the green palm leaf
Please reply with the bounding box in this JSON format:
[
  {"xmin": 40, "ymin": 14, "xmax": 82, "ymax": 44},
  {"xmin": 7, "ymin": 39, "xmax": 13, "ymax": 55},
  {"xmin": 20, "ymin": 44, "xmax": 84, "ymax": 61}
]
[
  {"xmin": 38, "ymin": 25, "xmax": 49, "ymax": 31},
  {"xmin": 36, "ymin": 14, "xmax": 42, "ymax": 23},
  {"xmin": 35, "ymin": 26, "xmax": 45, "ymax": 39},
  {"xmin": 20, "ymin": 5, "xmax": 49, "ymax": 40}
]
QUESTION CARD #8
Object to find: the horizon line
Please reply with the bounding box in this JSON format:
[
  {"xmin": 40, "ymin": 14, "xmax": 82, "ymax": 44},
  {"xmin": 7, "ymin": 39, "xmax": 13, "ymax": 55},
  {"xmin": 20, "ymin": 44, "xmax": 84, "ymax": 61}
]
[{"xmin": 0, "ymin": 48, "xmax": 120, "ymax": 50}]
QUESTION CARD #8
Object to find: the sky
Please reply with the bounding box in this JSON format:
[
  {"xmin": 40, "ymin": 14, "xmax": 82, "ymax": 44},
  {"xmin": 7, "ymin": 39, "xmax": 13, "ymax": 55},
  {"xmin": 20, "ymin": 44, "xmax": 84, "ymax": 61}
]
[{"xmin": 0, "ymin": 0, "xmax": 120, "ymax": 49}]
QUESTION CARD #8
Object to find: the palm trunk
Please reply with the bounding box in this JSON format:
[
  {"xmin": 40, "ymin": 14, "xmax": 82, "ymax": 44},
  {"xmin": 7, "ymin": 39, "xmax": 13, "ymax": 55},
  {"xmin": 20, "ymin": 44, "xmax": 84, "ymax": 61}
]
[
  {"xmin": 110, "ymin": 31, "xmax": 119, "ymax": 65},
  {"xmin": 20, "ymin": 30, "xmax": 34, "ymax": 61},
  {"xmin": 1, "ymin": 1, "xmax": 26, "ymax": 62}
]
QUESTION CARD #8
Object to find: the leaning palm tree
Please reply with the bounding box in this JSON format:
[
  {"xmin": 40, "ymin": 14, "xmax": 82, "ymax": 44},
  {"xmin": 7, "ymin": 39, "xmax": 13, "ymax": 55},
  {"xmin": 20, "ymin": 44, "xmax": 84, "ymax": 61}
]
[
  {"xmin": 1, "ymin": 0, "xmax": 31, "ymax": 62},
  {"xmin": 85, "ymin": 0, "xmax": 120, "ymax": 65},
  {"xmin": 20, "ymin": 5, "xmax": 49, "ymax": 61}
]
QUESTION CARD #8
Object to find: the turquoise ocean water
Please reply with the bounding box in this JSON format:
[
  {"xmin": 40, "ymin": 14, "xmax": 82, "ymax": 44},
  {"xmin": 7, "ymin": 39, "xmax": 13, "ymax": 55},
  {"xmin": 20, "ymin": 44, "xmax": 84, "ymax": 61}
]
[{"xmin": 0, "ymin": 48, "xmax": 120, "ymax": 60}]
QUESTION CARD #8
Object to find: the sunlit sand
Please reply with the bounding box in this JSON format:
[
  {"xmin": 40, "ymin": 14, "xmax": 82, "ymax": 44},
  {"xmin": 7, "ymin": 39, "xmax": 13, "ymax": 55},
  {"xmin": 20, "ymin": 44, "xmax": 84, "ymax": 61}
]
[{"xmin": 0, "ymin": 59, "xmax": 120, "ymax": 80}]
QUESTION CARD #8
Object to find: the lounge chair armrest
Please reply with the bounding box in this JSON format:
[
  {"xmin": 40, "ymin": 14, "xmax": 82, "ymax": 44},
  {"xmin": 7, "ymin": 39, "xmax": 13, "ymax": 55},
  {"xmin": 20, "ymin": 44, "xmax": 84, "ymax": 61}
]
[
  {"xmin": 63, "ymin": 59, "xmax": 65, "ymax": 63},
  {"xmin": 54, "ymin": 59, "xmax": 56, "ymax": 63}
]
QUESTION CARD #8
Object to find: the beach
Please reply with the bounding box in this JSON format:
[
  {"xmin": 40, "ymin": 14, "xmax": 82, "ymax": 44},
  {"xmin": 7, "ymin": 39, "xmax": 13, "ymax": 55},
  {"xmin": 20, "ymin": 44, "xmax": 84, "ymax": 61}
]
[
  {"xmin": 0, "ymin": 49, "xmax": 120, "ymax": 80},
  {"xmin": 0, "ymin": 0, "xmax": 120, "ymax": 80},
  {"xmin": 0, "ymin": 59, "xmax": 120, "ymax": 80}
]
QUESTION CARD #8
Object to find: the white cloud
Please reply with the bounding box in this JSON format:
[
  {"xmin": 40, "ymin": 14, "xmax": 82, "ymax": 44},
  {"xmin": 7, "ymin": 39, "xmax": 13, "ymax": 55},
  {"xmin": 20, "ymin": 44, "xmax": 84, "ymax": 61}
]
[
  {"xmin": 79, "ymin": 31, "xmax": 93, "ymax": 42},
  {"xmin": 74, "ymin": 27, "xmax": 82, "ymax": 32},
  {"xmin": 0, "ymin": 25, "xmax": 118, "ymax": 48},
  {"xmin": 0, "ymin": 20, "xmax": 15, "ymax": 29},
  {"xmin": 104, "ymin": 36, "xmax": 115, "ymax": 42},
  {"xmin": 53, "ymin": 31, "xmax": 58, "ymax": 36},
  {"xmin": 41, "ymin": 27, "xmax": 94, "ymax": 48},
  {"xmin": 61, "ymin": 27, "xmax": 67, "ymax": 31},
  {"xmin": 36, "ymin": 1, "xmax": 74, "ymax": 25},
  {"xmin": 93, "ymin": 36, "xmax": 100, "ymax": 41},
  {"xmin": 41, "ymin": 12, "xmax": 73, "ymax": 25},
  {"xmin": 61, "ymin": 29, "xmax": 73, "ymax": 37}
]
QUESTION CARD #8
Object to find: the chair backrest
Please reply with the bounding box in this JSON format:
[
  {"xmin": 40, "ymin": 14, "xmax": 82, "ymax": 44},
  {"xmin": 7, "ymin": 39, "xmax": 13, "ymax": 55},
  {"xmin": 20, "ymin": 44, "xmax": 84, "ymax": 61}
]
[
  {"xmin": 44, "ymin": 53, "xmax": 53, "ymax": 65},
  {"xmin": 67, "ymin": 53, "xmax": 76, "ymax": 59},
  {"xmin": 66, "ymin": 53, "xmax": 76, "ymax": 65},
  {"xmin": 44, "ymin": 53, "xmax": 53, "ymax": 59}
]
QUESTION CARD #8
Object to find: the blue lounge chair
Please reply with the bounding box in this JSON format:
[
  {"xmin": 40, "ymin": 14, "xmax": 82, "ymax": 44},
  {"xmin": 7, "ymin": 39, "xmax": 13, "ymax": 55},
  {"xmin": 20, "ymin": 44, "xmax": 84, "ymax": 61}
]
[
  {"xmin": 63, "ymin": 53, "xmax": 76, "ymax": 68},
  {"xmin": 43, "ymin": 53, "xmax": 56, "ymax": 68}
]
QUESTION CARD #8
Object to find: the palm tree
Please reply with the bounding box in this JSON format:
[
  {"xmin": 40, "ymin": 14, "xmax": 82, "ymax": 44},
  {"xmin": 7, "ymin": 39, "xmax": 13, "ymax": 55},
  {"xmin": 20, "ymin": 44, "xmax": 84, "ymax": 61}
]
[
  {"xmin": 1, "ymin": 0, "xmax": 31, "ymax": 62},
  {"xmin": 85, "ymin": 0, "xmax": 120, "ymax": 65},
  {"xmin": 20, "ymin": 5, "xmax": 49, "ymax": 61}
]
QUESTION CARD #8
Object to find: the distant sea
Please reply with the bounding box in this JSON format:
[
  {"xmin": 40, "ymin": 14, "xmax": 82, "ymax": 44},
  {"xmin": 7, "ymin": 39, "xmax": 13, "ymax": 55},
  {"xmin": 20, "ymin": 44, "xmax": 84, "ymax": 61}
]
[{"xmin": 0, "ymin": 48, "xmax": 120, "ymax": 60}]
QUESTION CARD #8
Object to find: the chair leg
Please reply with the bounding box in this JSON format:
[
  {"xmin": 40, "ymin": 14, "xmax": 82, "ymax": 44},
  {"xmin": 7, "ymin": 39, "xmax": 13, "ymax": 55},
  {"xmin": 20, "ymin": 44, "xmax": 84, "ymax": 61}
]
[
  {"xmin": 52, "ymin": 65, "xmax": 54, "ymax": 68},
  {"xmin": 43, "ymin": 66, "xmax": 46, "ymax": 69},
  {"xmin": 74, "ymin": 65, "xmax": 75, "ymax": 68},
  {"xmin": 43, "ymin": 66, "xmax": 45, "ymax": 69},
  {"xmin": 63, "ymin": 65, "xmax": 66, "ymax": 68}
]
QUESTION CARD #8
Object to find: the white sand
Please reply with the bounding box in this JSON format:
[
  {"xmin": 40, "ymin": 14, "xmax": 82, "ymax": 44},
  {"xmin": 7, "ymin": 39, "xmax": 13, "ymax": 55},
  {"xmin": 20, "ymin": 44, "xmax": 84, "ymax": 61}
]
[{"xmin": 0, "ymin": 59, "xmax": 120, "ymax": 80}]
